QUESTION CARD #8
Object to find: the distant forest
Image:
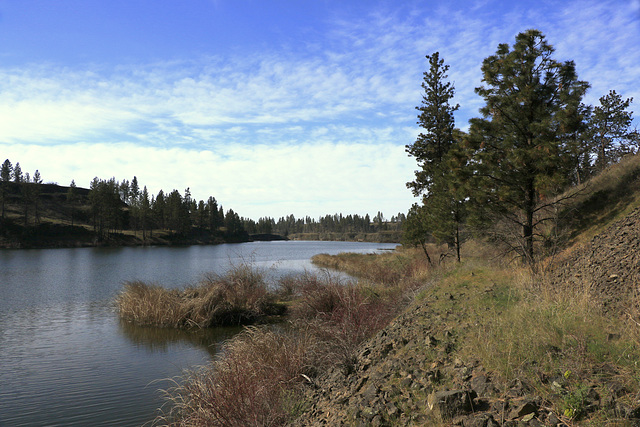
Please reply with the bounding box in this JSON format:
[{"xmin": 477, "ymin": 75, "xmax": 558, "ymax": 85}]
[{"xmin": 0, "ymin": 158, "xmax": 403, "ymax": 246}]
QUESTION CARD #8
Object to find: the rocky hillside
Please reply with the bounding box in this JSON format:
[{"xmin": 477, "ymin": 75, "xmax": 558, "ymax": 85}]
[
  {"xmin": 550, "ymin": 206, "xmax": 640, "ymax": 310},
  {"xmin": 296, "ymin": 205, "xmax": 640, "ymax": 426}
]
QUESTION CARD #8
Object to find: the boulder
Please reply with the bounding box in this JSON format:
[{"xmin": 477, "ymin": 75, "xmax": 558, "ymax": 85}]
[{"xmin": 427, "ymin": 389, "xmax": 477, "ymax": 420}]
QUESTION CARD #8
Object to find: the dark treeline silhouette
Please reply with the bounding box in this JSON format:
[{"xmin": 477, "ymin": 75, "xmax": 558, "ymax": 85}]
[
  {"xmin": 83, "ymin": 175, "xmax": 244, "ymax": 242},
  {"xmin": 0, "ymin": 163, "xmax": 247, "ymax": 245},
  {"xmin": 0, "ymin": 161, "xmax": 401, "ymax": 246},
  {"xmin": 242, "ymin": 211, "xmax": 405, "ymax": 237}
]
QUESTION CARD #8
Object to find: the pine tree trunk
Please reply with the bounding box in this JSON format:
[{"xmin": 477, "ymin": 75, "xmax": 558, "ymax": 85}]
[
  {"xmin": 523, "ymin": 181, "xmax": 536, "ymax": 266},
  {"xmin": 420, "ymin": 241, "xmax": 432, "ymax": 265}
]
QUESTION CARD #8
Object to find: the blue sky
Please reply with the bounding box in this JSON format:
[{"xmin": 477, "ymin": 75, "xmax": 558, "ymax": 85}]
[{"xmin": 0, "ymin": 0, "xmax": 638, "ymax": 220}]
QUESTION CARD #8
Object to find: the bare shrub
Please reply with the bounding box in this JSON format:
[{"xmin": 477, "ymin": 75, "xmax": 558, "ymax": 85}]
[
  {"xmin": 289, "ymin": 274, "xmax": 397, "ymax": 373},
  {"xmin": 156, "ymin": 326, "xmax": 314, "ymax": 427}
]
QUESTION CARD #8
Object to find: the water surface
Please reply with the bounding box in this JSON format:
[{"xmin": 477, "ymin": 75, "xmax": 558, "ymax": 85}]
[{"xmin": 0, "ymin": 241, "xmax": 396, "ymax": 426}]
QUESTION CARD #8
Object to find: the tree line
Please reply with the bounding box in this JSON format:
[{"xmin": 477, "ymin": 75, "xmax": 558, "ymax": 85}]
[
  {"xmin": 405, "ymin": 29, "xmax": 639, "ymax": 267},
  {"xmin": 1, "ymin": 159, "xmax": 43, "ymax": 225},
  {"xmin": 70, "ymin": 175, "xmax": 243, "ymax": 241},
  {"xmin": 1, "ymin": 160, "xmax": 401, "ymax": 242},
  {"xmin": 242, "ymin": 211, "xmax": 405, "ymax": 236}
]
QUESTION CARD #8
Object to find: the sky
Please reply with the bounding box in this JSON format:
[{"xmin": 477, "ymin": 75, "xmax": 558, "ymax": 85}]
[{"xmin": 0, "ymin": 0, "xmax": 638, "ymax": 220}]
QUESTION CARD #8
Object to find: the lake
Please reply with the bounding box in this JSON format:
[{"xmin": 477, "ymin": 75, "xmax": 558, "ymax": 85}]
[{"xmin": 0, "ymin": 241, "xmax": 397, "ymax": 426}]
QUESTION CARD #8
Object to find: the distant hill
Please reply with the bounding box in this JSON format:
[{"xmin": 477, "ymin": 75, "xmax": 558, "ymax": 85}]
[{"xmin": 0, "ymin": 181, "xmax": 240, "ymax": 249}]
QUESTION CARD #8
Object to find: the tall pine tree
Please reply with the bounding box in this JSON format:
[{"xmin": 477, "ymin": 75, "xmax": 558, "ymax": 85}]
[
  {"xmin": 467, "ymin": 29, "xmax": 589, "ymax": 265},
  {"xmin": 405, "ymin": 52, "xmax": 466, "ymax": 261},
  {"xmin": 406, "ymin": 52, "xmax": 459, "ymax": 197}
]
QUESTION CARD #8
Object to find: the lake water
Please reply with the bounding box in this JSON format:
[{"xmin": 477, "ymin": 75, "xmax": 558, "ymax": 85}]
[{"xmin": 0, "ymin": 241, "xmax": 397, "ymax": 426}]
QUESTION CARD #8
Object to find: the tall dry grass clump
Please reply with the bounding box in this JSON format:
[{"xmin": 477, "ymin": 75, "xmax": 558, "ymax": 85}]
[
  {"xmin": 156, "ymin": 326, "xmax": 315, "ymax": 427},
  {"xmin": 288, "ymin": 273, "xmax": 399, "ymax": 373},
  {"xmin": 155, "ymin": 259, "xmax": 422, "ymax": 426},
  {"xmin": 311, "ymin": 245, "xmax": 436, "ymax": 289},
  {"xmin": 116, "ymin": 264, "xmax": 283, "ymax": 329}
]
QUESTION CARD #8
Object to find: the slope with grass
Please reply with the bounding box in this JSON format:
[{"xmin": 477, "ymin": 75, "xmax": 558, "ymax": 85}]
[{"xmin": 296, "ymin": 156, "xmax": 640, "ymax": 426}]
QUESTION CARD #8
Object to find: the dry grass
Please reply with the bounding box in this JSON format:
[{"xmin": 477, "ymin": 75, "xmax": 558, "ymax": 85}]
[
  {"xmin": 156, "ymin": 326, "xmax": 314, "ymax": 427},
  {"xmin": 423, "ymin": 258, "xmax": 640, "ymax": 424},
  {"xmin": 289, "ymin": 273, "xmax": 400, "ymax": 373},
  {"xmin": 154, "ymin": 252, "xmax": 430, "ymax": 426},
  {"xmin": 311, "ymin": 245, "xmax": 442, "ymax": 288},
  {"xmin": 116, "ymin": 264, "xmax": 283, "ymax": 329},
  {"xmin": 556, "ymin": 153, "xmax": 640, "ymax": 246}
]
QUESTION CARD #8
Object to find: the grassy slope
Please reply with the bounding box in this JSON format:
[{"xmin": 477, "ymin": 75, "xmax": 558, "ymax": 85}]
[
  {"xmin": 148, "ymin": 155, "xmax": 640, "ymax": 426},
  {"xmin": 300, "ymin": 154, "xmax": 640, "ymax": 426}
]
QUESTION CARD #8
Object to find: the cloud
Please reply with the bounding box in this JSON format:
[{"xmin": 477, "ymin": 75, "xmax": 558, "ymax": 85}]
[
  {"xmin": 0, "ymin": 141, "xmax": 416, "ymax": 220},
  {"xmin": 0, "ymin": 0, "xmax": 638, "ymax": 220}
]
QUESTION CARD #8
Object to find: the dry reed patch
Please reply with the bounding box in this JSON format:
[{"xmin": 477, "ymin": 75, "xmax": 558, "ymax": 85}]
[
  {"xmin": 311, "ymin": 245, "xmax": 438, "ymax": 289},
  {"xmin": 276, "ymin": 268, "xmax": 406, "ymax": 374},
  {"xmin": 116, "ymin": 264, "xmax": 282, "ymax": 329},
  {"xmin": 116, "ymin": 281, "xmax": 184, "ymax": 328},
  {"xmin": 156, "ymin": 326, "xmax": 315, "ymax": 427}
]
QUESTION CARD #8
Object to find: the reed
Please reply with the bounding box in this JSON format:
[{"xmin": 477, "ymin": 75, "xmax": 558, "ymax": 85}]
[
  {"xmin": 116, "ymin": 264, "xmax": 283, "ymax": 329},
  {"xmin": 155, "ymin": 265, "xmax": 412, "ymax": 426}
]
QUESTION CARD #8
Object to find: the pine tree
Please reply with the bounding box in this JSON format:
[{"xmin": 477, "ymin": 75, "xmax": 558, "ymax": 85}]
[
  {"xmin": 32, "ymin": 170, "xmax": 42, "ymax": 224},
  {"xmin": 589, "ymin": 90, "xmax": 639, "ymax": 171},
  {"xmin": 406, "ymin": 52, "xmax": 459, "ymax": 197},
  {"xmin": 467, "ymin": 29, "xmax": 589, "ymax": 265},
  {"xmin": 13, "ymin": 162, "xmax": 22, "ymax": 183},
  {"xmin": 402, "ymin": 203, "xmax": 432, "ymax": 264},
  {"xmin": 0, "ymin": 159, "xmax": 12, "ymax": 219},
  {"xmin": 67, "ymin": 180, "xmax": 78, "ymax": 226},
  {"xmin": 405, "ymin": 52, "xmax": 466, "ymax": 261},
  {"xmin": 140, "ymin": 186, "xmax": 151, "ymax": 240}
]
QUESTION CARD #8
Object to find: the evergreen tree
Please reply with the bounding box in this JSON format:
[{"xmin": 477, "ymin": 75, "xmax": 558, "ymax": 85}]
[
  {"xmin": 13, "ymin": 162, "xmax": 22, "ymax": 183},
  {"xmin": 466, "ymin": 29, "xmax": 589, "ymax": 265},
  {"xmin": 405, "ymin": 52, "xmax": 466, "ymax": 261},
  {"xmin": 0, "ymin": 159, "xmax": 12, "ymax": 219},
  {"xmin": 406, "ymin": 51, "xmax": 459, "ymax": 197},
  {"xmin": 67, "ymin": 180, "xmax": 78, "ymax": 226},
  {"xmin": 140, "ymin": 186, "xmax": 151, "ymax": 240},
  {"xmin": 197, "ymin": 200, "xmax": 206, "ymax": 233},
  {"xmin": 589, "ymin": 90, "xmax": 639, "ymax": 171},
  {"xmin": 32, "ymin": 170, "xmax": 42, "ymax": 224},
  {"xmin": 130, "ymin": 176, "xmax": 139, "ymax": 204},
  {"xmin": 153, "ymin": 190, "xmax": 166, "ymax": 230},
  {"xmin": 119, "ymin": 179, "xmax": 130, "ymax": 203},
  {"xmin": 206, "ymin": 196, "xmax": 221, "ymax": 233},
  {"xmin": 403, "ymin": 204, "xmax": 432, "ymax": 264}
]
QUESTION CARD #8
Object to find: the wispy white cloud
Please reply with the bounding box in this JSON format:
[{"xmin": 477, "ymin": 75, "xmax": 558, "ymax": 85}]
[
  {"xmin": 0, "ymin": 141, "xmax": 416, "ymax": 219},
  {"xmin": 0, "ymin": 0, "xmax": 638, "ymax": 219}
]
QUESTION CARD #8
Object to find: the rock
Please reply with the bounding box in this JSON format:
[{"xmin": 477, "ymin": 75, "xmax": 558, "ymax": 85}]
[
  {"xmin": 427, "ymin": 389, "xmax": 477, "ymax": 420},
  {"xmin": 361, "ymin": 384, "xmax": 379, "ymax": 401},
  {"xmin": 508, "ymin": 398, "xmax": 538, "ymax": 419},
  {"xmin": 462, "ymin": 413, "xmax": 500, "ymax": 427},
  {"xmin": 547, "ymin": 411, "xmax": 561, "ymax": 426},
  {"xmin": 470, "ymin": 374, "xmax": 494, "ymax": 396}
]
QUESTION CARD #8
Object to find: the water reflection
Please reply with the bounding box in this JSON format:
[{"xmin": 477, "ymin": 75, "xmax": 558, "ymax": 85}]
[
  {"xmin": 118, "ymin": 320, "xmax": 242, "ymax": 357},
  {"xmin": 0, "ymin": 241, "xmax": 398, "ymax": 426}
]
